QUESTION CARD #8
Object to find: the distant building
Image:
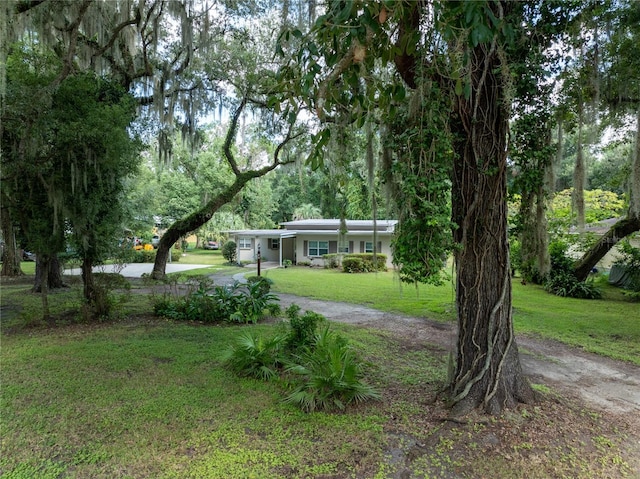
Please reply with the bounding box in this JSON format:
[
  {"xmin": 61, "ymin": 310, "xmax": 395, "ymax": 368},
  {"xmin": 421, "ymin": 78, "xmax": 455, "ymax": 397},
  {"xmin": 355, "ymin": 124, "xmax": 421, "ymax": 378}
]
[{"xmin": 228, "ymin": 219, "xmax": 397, "ymax": 267}]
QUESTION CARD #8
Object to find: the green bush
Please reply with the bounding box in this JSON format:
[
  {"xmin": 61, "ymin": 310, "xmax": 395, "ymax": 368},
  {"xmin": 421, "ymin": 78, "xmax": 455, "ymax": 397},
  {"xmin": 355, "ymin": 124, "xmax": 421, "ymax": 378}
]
[
  {"xmin": 221, "ymin": 331, "xmax": 285, "ymax": 380},
  {"xmin": 283, "ymin": 326, "xmax": 380, "ymax": 412},
  {"xmin": 545, "ymin": 270, "xmax": 602, "ymax": 299},
  {"xmin": 342, "ymin": 254, "xmax": 387, "ymax": 273},
  {"xmin": 222, "ymin": 241, "xmax": 237, "ymax": 264},
  {"xmin": 223, "ymin": 314, "xmax": 379, "ymax": 412},
  {"xmin": 322, "ymin": 254, "xmax": 340, "ymax": 269},
  {"xmin": 285, "ymin": 304, "xmax": 325, "ymax": 351},
  {"xmin": 152, "ymin": 278, "xmax": 280, "ymax": 324},
  {"xmin": 544, "ymin": 240, "xmax": 601, "ymax": 299}
]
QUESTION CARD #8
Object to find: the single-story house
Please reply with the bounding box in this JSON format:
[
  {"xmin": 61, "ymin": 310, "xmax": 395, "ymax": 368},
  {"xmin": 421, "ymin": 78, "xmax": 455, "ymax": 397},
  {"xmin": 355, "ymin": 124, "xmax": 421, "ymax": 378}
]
[{"xmin": 228, "ymin": 219, "xmax": 398, "ymax": 267}]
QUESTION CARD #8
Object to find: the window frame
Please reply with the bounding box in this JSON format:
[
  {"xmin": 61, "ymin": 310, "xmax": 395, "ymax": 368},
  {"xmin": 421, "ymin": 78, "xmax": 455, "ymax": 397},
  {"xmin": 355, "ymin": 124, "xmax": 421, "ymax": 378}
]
[
  {"xmin": 238, "ymin": 237, "xmax": 252, "ymax": 249},
  {"xmin": 308, "ymin": 240, "xmax": 329, "ymax": 256},
  {"xmin": 364, "ymin": 241, "xmax": 374, "ymax": 253},
  {"xmin": 270, "ymin": 238, "xmax": 280, "ymax": 249}
]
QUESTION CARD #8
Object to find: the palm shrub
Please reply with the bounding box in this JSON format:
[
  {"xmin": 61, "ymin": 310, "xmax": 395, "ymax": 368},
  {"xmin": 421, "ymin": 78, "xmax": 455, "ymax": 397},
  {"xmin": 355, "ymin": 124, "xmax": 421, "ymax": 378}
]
[
  {"xmin": 283, "ymin": 326, "xmax": 380, "ymax": 412},
  {"xmin": 222, "ymin": 331, "xmax": 285, "ymax": 380}
]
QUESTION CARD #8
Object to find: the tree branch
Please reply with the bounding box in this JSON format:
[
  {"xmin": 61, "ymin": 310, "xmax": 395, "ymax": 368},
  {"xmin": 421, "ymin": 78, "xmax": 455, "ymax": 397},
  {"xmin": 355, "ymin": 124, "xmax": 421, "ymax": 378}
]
[
  {"xmin": 14, "ymin": 0, "xmax": 47, "ymax": 14},
  {"xmin": 223, "ymin": 97, "xmax": 248, "ymax": 176}
]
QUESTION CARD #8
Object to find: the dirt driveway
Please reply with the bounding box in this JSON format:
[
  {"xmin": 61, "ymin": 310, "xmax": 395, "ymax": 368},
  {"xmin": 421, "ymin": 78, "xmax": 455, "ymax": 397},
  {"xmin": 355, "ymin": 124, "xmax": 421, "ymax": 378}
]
[{"xmin": 275, "ymin": 293, "xmax": 640, "ymax": 416}]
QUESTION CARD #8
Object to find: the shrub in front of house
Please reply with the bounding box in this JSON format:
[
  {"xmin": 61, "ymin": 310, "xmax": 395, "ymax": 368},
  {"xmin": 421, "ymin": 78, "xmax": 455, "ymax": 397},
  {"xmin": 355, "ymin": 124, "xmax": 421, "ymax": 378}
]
[
  {"xmin": 223, "ymin": 303, "xmax": 380, "ymax": 412},
  {"xmin": 342, "ymin": 254, "xmax": 387, "ymax": 273},
  {"xmin": 322, "ymin": 254, "xmax": 340, "ymax": 269},
  {"xmin": 222, "ymin": 240, "xmax": 237, "ymax": 264},
  {"xmin": 153, "ymin": 278, "xmax": 280, "ymax": 324}
]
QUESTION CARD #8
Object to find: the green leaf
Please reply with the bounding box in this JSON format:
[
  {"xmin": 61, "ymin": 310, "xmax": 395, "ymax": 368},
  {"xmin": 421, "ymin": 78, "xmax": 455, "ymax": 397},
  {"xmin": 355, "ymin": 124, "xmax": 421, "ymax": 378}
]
[{"xmin": 455, "ymin": 79, "xmax": 463, "ymax": 96}]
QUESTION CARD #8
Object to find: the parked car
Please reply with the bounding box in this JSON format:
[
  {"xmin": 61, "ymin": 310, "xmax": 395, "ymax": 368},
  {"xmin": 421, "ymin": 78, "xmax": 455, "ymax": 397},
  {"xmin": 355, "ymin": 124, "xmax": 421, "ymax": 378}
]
[
  {"xmin": 22, "ymin": 250, "xmax": 36, "ymax": 261},
  {"xmin": 152, "ymin": 235, "xmax": 160, "ymax": 248},
  {"xmin": 203, "ymin": 240, "xmax": 219, "ymax": 250}
]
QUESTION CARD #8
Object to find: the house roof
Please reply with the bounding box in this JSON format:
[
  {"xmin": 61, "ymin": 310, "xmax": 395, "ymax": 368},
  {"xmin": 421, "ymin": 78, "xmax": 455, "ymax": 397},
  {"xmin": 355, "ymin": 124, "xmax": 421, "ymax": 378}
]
[
  {"xmin": 227, "ymin": 219, "xmax": 397, "ymax": 238},
  {"xmin": 280, "ymin": 219, "xmax": 397, "ymax": 232}
]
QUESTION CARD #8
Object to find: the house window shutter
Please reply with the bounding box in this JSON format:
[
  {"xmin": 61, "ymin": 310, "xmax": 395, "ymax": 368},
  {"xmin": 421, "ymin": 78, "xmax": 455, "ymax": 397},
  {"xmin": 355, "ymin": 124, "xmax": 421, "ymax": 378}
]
[
  {"xmin": 377, "ymin": 241, "xmax": 382, "ymax": 253},
  {"xmin": 303, "ymin": 240, "xmax": 308, "ymax": 255},
  {"xmin": 360, "ymin": 241, "xmax": 364, "ymax": 253},
  {"xmin": 349, "ymin": 241, "xmax": 354, "ymax": 253},
  {"xmin": 329, "ymin": 241, "xmax": 337, "ymax": 254}
]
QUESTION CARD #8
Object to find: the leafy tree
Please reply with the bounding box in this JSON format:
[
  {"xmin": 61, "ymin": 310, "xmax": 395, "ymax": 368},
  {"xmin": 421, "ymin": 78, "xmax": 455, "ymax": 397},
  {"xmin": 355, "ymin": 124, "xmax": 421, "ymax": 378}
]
[
  {"xmin": 293, "ymin": 203, "xmax": 322, "ymax": 220},
  {"xmin": 51, "ymin": 73, "xmax": 140, "ymax": 315},
  {"xmin": 275, "ymin": 1, "xmax": 596, "ymax": 414},
  {"xmin": 570, "ymin": 0, "xmax": 640, "ymax": 281},
  {"xmin": 150, "ymin": 98, "xmax": 300, "ymax": 279}
]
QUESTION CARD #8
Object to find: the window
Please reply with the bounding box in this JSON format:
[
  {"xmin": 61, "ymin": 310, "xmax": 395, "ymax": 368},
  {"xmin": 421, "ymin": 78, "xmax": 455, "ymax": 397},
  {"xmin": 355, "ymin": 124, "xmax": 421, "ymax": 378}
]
[
  {"xmin": 270, "ymin": 238, "xmax": 280, "ymax": 249},
  {"xmin": 364, "ymin": 241, "xmax": 374, "ymax": 253},
  {"xmin": 338, "ymin": 241, "xmax": 349, "ymax": 253},
  {"xmin": 238, "ymin": 237, "xmax": 252, "ymax": 249},
  {"xmin": 308, "ymin": 240, "xmax": 329, "ymax": 256}
]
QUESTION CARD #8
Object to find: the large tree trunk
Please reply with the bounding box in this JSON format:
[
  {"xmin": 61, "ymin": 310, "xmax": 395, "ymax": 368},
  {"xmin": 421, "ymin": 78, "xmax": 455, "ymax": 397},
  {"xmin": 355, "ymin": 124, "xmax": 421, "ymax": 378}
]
[
  {"xmin": 519, "ymin": 127, "xmax": 553, "ymax": 283},
  {"xmin": 449, "ymin": 25, "xmax": 534, "ymax": 415},
  {"xmin": 33, "ymin": 254, "xmax": 66, "ymax": 292},
  {"xmin": 0, "ymin": 203, "xmax": 24, "ymax": 277}
]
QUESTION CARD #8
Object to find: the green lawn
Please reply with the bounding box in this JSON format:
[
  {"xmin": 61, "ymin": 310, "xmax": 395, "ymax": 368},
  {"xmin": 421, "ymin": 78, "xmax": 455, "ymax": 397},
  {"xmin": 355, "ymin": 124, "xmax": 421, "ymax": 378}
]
[
  {"xmin": 263, "ymin": 267, "xmax": 640, "ymax": 365},
  {"xmin": 1, "ymin": 267, "xmax": 636, "ymax": 477},
  {"xmin": 1, "ymin": 314, "xmax": 632, "ymax": 478},
  {"xmin": 0, "ymin": 321, "xmax": 388, "ymax": 478}
]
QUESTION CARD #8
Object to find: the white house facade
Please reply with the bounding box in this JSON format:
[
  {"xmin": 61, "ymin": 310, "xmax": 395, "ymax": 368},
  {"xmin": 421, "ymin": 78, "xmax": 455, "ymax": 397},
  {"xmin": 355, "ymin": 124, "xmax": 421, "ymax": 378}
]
[{"xmin": 228, "ymin": 219, "xmax": 398, "ymax": 267}]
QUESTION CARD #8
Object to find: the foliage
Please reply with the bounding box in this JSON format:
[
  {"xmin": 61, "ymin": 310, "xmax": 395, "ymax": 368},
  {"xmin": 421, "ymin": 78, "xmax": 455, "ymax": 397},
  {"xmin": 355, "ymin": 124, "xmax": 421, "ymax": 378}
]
[
  {"xmin": 222, "ymin": 241, "xmax": 237, "ymax": 264},
  {"xmin": 153, "ymin": 278, "xmax": 279, "ymax": 324},
  {"xmin": 544, "ymin": 240, "xmax": 601, "ymax": 299},
  {"xmin": 221, "ymin": 331, "xmax": 285, "ymax": 381},
  {"xmin": 283, "ymin": 326, "xmax": 380, "ymax": 413},
  {"xmin": 550, "ymin": 189, "xmax": 626, "ymax": 227},
  {"xmin": 509, "ymin": 239, "xmax": 522, "ymax": 276},
  {"xmin": 284, "ymin": 304, "xmax": 325, "ymax": 352},
  {"xmin": 342, "ymin": 254, "xmax": 387, "ymax": 273},
  {"xmin": 342, "ymin": 256, "xmax": 364, "ymax": 273},
  {"xmin": 613, "ymin": 239, "xmax": 640, "ymax": 293},
  {"xmin": 322, "ymin": 254, "xmax": 340, "ymax": 269},
  {"xmin": 384, "ymin": 84, "xmax": 455, "ymax": 287}
]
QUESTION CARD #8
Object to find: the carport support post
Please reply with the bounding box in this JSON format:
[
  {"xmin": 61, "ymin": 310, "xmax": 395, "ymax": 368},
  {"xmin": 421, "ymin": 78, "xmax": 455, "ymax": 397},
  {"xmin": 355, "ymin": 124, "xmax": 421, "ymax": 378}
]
[{"xmin": 257, "ymin": 243, "xmax": 261, "ymax": 277}]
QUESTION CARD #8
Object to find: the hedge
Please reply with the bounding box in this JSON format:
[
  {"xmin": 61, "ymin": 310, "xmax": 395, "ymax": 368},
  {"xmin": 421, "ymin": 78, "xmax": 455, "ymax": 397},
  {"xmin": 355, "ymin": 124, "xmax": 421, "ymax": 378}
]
[{"xmin": 342, "ymin": 254, "xmax": 387, "ymax": 273}]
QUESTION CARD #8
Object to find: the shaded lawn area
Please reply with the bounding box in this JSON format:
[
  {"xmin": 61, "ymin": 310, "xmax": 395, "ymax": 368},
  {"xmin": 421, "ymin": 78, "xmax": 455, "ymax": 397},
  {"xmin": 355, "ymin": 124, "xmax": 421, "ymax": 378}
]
[
  {"xmin": 263, "ymin": 267, "xmax": 640, "ymax": 365},
  {"xmin": 1, "ymin": 315, "xmax": 635, "ymax": 478}
]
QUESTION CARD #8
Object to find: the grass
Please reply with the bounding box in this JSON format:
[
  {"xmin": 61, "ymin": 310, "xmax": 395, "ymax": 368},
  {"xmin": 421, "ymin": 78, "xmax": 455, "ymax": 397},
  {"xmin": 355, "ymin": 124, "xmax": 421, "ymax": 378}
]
[
  {"xmin": 1, "ymin": 265, "xmax": 637, "ymax": 477},
  {"xmin": 0, "ymin": 320, "xmax": 387, "ymax": 478},
  {"xmin": 1, "ymin": 314, "xmax": 634, "ymax": 478},
  {"xmin": 263, "ymin": 267, "xmax": 640, "ymax": 365}
]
